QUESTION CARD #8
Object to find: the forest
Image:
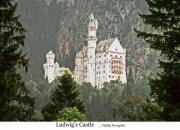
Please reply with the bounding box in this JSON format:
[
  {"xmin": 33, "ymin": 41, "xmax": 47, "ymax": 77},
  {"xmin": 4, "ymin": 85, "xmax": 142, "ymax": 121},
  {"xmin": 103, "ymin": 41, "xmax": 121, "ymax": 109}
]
[
  {"xmin": 25, "ymin": 76, "xmax": 153, "ymax": 121},
  {"xmin": 0, "ymin": 0, "xmax": 180, "ymax": 121}
]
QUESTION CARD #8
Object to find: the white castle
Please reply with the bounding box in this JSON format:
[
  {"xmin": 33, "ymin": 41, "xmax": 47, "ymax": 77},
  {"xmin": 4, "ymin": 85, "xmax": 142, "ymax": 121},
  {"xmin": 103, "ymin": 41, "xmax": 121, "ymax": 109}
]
[
  {"xmin": 74, "ymin": 13, "xmax": 127, "ymax": 88},
  {"xmin": 43, "ymin": 13, "xmax": 127, "ymax": 88}
]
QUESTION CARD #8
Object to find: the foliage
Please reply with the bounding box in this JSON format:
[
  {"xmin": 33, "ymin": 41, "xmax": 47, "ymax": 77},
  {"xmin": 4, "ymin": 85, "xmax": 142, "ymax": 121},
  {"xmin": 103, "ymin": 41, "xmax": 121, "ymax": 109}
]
[
  {"xmin": 133, "ymin": 78, "xmax": 151, "ymax": 99},
  {"xmin": 135, "ymin": 0, "xmax": 180, "ymax": 120},
  {"xmin": 113, "ymin": 96, "xmax": 161, "ymax": 121},
  {"xmin": 25, "ymin": 80, "xmax": 50, "ymax": 120},
  {"xmin": 0, "ymin": 0, "xmax": 35, "ymax": 121},
  {"xmin": 57, "ymin": 107, "xmax": 86, "ymax": 121},
  {"xmin": 79, "ymin": 82, "xmax": 124, "ymax": 121},
  {"xmin": 42, "ymin": 70, "xmax": 85, "ymax": 121}
]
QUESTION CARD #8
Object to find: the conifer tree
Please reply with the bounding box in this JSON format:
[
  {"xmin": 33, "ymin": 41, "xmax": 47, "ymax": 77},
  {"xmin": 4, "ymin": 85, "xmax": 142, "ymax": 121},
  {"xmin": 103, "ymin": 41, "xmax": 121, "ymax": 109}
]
[
  {"xmin": 0, "ymin": 0, "xmax": 35, "ymax": 121},
  {"xmin": 42, "ymin": 70, "xmax": 85, "ymax": 121},
  {"xmin": 135, "ymin": 0, "xmax": 180, "ymax": 120},
  {"xmin": 125, "ymin": 67, "xmax": 134, "ymax": 96}
]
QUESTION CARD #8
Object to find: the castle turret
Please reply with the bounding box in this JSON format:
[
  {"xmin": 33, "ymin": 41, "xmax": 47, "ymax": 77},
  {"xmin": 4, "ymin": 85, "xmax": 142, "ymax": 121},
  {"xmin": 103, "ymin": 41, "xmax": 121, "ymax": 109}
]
[
  {"xmin": 87, "ymin": 13, "xmax": 98, "ymax": 86},
  {"xmin": 43, "ymin": 51, "xmax": 59, "ymax": 83},
  {"xmin": 46, "ymin": 50, "xmax": 55, "ymax": 63}
]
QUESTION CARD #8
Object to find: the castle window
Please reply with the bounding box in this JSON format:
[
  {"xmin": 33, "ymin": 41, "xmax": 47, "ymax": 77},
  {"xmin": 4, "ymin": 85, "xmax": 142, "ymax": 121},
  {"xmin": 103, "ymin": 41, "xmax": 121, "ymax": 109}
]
[
  {"xmin": 99, "ymin": 55, "xmax": 101, "ymax": 58},
  {"xmin": 97, "ymin": 72, "xmax": 98, "ymax": 74},
  {"xmin": 112, "ymin": 76, "xmax": 114, "ymax": 78},
  {"xmin": 110, "ymin": 55, "xmax": 113, "ymax": 57},
  {"xmin": 115, "ymin": 48, "xmax": 117, "ymax": 51},
  {"xmin": 90, "ymin": 56, "xmax": 92, "ymax": 58},
  {"xmin": 91, "ymin": 64, "xmax": 92, "ymax": 67},
  {"xmin": 104, "ymin": 54, "xmax": 106, "ymax": 57},
  {"xmin": 109, "ymin": 75, "xmax": 111, "ymax": 78},
  {"xmin": 103, "ymin": 70, "xmax": 105, "ymax": 73},
  {"xmin": 99, "ymin": 71, "xmax": 101, "ymax": 74},
  {"xmin": 115, "ymin": 55, "xmax": 117, "ymax": 58},
  {"xmin": 120, "ymin": 56, "xmax": 122, "ymax": 58},
  {"xmin": 103, "ymin": 66, "xmax": 105, "ymax": 68}
]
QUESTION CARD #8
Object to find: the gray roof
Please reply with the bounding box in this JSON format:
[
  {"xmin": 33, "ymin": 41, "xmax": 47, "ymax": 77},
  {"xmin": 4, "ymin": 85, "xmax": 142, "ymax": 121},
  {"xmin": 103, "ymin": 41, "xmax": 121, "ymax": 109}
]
[
  {"xmin": 96, "ymin": 37, "xmax": 116, "ymax": 52},
  {"xmin": 89, "ymin": 13, "xmax": 95, "ymax": 20}
]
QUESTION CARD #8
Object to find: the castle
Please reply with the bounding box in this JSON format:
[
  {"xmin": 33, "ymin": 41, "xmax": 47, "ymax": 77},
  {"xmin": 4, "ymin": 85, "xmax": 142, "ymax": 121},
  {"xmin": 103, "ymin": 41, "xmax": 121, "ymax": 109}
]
[
  {"xmin": 74, "ymin": 13, "xmax": 127, "ymax": 88},
  {"xmin": 43, "ymin": 13, "xmax": 127, "ymax": 88}
]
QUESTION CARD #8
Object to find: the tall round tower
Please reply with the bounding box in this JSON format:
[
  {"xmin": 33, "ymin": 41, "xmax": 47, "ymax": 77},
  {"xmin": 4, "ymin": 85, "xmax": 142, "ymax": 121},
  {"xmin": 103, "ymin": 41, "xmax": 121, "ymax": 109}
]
[{"xmin": 87, "ymin": 13, "xmax": 98, "ymax": 86}]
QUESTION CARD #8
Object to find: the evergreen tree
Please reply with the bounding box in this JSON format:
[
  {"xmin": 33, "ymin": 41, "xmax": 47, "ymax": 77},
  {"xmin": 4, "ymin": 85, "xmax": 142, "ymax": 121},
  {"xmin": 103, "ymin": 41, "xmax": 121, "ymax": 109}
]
[
  {"xmin": 42, "ymin": 70, "xmax": 85, "ymax": 121},
  {"xmin": 125, "ymin": 67, "xmax": 134, "ymax": 96},
  {"xmin": 135, "ymin": 0, "xmax": 180, "ymax": 120},
  {"xmin": 0, "ymin": 0, "xmax": 35, "ymax": 121}
]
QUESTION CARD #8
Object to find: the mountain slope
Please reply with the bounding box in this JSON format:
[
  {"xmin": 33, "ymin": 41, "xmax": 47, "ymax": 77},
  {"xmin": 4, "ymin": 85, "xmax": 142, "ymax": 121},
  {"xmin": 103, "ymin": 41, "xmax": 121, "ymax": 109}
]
[{"xmin": 17, "ymin": 0, "xmax": 157, "ymax": 83}]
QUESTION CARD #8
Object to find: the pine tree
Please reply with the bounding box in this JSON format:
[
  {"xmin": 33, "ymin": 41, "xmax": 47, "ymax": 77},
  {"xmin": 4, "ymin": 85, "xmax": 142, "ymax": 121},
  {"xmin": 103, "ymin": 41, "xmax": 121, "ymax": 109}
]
[
  {"xmin": 135, "ymin": 0, "xmax": 180, "ymax": 120},
  {"xmin": 0, "ymin": 0, "xmax": 35, "ymax": 121},
  {"xmin": 42, "ymin": 70, "xmax": 85, "ymax": 121},
  {"xmin": 125, "ymin": 67, "xmax": 134, "ymax": 96}
]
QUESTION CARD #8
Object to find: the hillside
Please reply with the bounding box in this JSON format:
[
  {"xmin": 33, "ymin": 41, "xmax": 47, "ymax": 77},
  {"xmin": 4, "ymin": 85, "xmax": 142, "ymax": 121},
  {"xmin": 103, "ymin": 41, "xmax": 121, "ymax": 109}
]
[{"xmin": 16, "ymin": 0, "xmax": 158, "ymax": 83}]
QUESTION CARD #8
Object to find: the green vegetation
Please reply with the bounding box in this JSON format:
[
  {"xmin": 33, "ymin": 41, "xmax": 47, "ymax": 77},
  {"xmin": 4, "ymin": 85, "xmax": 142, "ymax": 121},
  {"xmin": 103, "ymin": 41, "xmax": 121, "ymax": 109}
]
[
  {"xmin": 0, "ymin": 0, "xmax": 35, "ymax": 121},
  {"xmin": 113, "ymin": 96, "xmax": 161, "ymax": 121},
  {"xmin": 41, "ymin": 71, "xmax": 85, "ymax": 121},
  {"xmin": 57, "ymin": 107, "xmax": 86, "ymax": 121},
  {"xmin": 24, "ymin": 77, "xmax": 152, "ymax": 121},
  {"xmin": 135, "ymin": 0, "xmax": 180, "ymax": 120}
]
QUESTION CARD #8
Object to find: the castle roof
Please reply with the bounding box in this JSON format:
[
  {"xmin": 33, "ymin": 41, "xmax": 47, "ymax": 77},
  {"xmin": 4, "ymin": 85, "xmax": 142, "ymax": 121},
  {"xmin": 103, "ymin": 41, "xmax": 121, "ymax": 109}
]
[
  {"xmin": 76, "ymin": 46, "xmax": 88, "ymax": 57},
  {"xmin": 96, "ymin": 37, "xmax": 116, "ymax": 52},
  {"xmin": 89, "ymin": 13, "xmax": 95, "ymax": 20},
  {"xmin": 88, "ymin": 13, "xmax": 98, "ymax": 29},
  {"xmin": 46, "ymin": 50, "xmax": 55, "ymax": 59},
  {"xmin": 76, "ymin": 37, "xmax": 124, "ymax": 57}
]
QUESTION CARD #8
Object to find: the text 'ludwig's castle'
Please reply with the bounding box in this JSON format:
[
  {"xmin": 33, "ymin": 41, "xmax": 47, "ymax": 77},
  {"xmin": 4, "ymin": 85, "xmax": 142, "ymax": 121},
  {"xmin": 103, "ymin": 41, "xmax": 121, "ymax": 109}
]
[{"xmin": 74, "ymin": 13, "xmax": 127, "ymax": 88}]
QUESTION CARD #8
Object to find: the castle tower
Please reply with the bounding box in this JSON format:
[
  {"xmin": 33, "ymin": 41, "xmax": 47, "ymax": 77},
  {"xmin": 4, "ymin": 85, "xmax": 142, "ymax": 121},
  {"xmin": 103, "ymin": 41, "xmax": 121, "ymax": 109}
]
[
  {"xmin": 43, "ymin": 51, "xmax": 59, "ymax": 83},
  {"xmin": 87, "ymin": 13, "xmax": 98, "ymax": 86}
]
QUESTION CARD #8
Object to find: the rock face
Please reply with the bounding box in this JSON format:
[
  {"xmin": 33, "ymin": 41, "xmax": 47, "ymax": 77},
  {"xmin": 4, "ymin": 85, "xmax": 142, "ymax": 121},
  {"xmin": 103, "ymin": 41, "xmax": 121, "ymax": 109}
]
[{"xmin": 17, "ymin": 0, "xmax": 157, "ymax": 82}]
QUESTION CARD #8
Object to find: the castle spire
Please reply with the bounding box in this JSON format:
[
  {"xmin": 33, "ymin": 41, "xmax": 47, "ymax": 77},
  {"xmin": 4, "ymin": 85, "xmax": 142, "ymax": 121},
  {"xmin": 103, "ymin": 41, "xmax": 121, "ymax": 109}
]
[{"xmin": 89, "ymin": 13, "xmax": 95, "ymax": 20}]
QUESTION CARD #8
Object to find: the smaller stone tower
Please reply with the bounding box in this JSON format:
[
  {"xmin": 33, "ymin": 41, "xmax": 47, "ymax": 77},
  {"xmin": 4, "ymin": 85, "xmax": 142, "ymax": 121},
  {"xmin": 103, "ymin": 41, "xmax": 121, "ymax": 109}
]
[{"xmin": 43, "ymin": 51, "xmax": 59, "ymax": 83}]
